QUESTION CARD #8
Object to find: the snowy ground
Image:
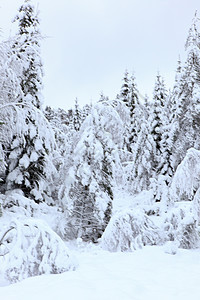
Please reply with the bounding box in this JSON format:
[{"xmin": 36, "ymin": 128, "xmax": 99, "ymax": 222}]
[
  {"xmin": 1, "ymin": 244, "xmax": 200, "ymax": 300},
  {"xmin": 1, "ymin": 189, "xmax": 200, "ymax": 299}
]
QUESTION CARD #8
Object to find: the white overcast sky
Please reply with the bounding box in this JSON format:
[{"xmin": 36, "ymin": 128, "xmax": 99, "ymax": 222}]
[{"xmin": 0, "ymin": 0, "xmax": 200, "ymax": 110}]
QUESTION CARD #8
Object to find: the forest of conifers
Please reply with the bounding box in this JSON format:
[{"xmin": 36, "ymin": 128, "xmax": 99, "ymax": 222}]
[{"xmin": 1, "ymin": 0, "xmax": 200, "ymax": 284}]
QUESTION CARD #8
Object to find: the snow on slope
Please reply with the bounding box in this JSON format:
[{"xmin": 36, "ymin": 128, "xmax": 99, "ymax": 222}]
[{"xmin": 1, "ymin": 245, "xmax": 200, "ymax": 300}]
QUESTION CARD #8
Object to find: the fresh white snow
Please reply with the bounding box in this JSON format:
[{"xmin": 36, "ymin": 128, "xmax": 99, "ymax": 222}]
[{"xmin": 1, "ymin": 244, "xmax": 200, "ymax": 300}]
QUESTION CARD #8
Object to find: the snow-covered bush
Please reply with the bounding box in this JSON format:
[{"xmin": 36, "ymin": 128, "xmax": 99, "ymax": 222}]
[
  {"xmin": 101, "ymin": 209, "xmax": 163, "ymax": 252},
  {"xmin": 170, "ymin": 148, "xmax": 200, "ymax": 202},
  {"xmin": 163, "ymin": 205, "xmax": 200, "ymax": 249},
  {"xmin": 0, "ymin": 218, "xmax": 77, "ymax": 283}
]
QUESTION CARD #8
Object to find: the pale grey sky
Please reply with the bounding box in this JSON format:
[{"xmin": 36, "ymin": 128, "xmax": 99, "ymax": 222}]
[{"xmin": 0, "ymin": 0, "xmax": 200, "ymax": 110}]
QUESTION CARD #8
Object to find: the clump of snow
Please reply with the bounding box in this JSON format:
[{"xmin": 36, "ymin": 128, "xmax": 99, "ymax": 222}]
[
  {"xmin": 19, "ymin": 154, "xmax": 30, "ymax": 168},
  {"xmin": 163, "ymin": 241, "xmax": 179, "ymax": 255},
  {"xmin": 0, "ymin": 218, "xmax": 77, "ymax": 284},
  {"xmin": 101, "ymin": 209, "xmax": 163, "ymax": 252}
]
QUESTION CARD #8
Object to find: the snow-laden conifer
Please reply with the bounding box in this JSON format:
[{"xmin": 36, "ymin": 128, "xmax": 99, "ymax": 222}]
[
  {"xmin": 61, "ymin": 102, "xmax": 122, "ymax": 242},
  {"xmin": 12, "ymin": 0, "xmax": 44, "ymax": 109},
  {"xmin": 72, "ymin": 98, "xmax": 82, "ymax": 131},
  {"xmin": 119, "ymin": 69, "xmax": 130, "ymax": 106},
  {"xmin": 126, "ymin": 119, "xmax": 156, "ymax": 194},
  {"xmin": 171, "ymin": 13, "xmax": 200, "ymax": 169},
  {"xmin": 149, "ymin": 73, "xmax": 168, "ymax": 171},
  {"xmin": 4, "ymin": 104, "xmax": 56, "ymax": 203}
]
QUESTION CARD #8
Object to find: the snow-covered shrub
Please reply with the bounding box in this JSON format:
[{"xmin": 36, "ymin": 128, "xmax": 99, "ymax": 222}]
[
  {"xmin": 101, "ymin": 209, "xmax": 163, "ymax": 252},
  {"xmin": 0, "ymin": 218, "xmax": 77, "ymax": 283},
  {"xmin": 170, "ymin": 148, "xmax": 200, "ymax": 202},
  {"xmin": 163, "ymin": 205, "xmax": 200, "ymax": 249}
]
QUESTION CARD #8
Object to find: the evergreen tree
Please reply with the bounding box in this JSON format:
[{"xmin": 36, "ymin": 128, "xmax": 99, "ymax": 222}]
[
  {"xmin": 171, "ymin": 13, "xmax": 200, "ymax": 169},
  {"xmin": 63, "ymin": 103, "xmax": 122, "ymax": 242},
  {"xmin": 150, "ymin": 73, "xmax": 168, "ymax": 173},
  {"xmin": 118, "ymin": 70, "xmax": 141, "ymax": 152},
  {"xmin": 5, "ymin": 106, "xmax": 56, "ymax": 203},
  {"xmin": 119, "ymin": 69, "xmax": 130, "ymax": 106},
  {"xmin": 0, "ymin": 1, "xmax": 56, "ymax": 203},
  {"xmin": 12, "ymin": 0, "xmax": 43, "ymax": 109},
  {"xmin": 72, "ymin": 98, "xmax": 82, "ymax": 131},
  {"xmin": 44, "ymin": 105, "xmax": 79, "ymax": 202},
  {"xmin": 127, "ymin": 98, "xmax": 157, "ymax": 194},
  {"xmin": 127, "ymin": 74, "xmax": 142, "ymax": 151}
]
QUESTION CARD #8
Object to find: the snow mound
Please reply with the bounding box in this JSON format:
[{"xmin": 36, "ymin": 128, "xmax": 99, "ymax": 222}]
[
  {"xmin": 163, "ymin": 241, "xmax": 179, "ymax": 255},
  {"xmin": 101, "ymin": 209, "xmax": 163, "ymax": 252},
  {"xmin": 0, "ymin": 218, "xmax": 78, "ymax": 284}
]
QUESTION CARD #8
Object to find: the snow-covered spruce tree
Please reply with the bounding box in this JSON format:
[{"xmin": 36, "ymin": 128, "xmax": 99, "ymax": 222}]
[
  {"xmin": 156, "ymin": 91, "xmax": 174, "ymax": 201},
  {"xmin": 126, "ymin": 114, "xmax": 156, "ymax": 194},
  {"xmin": 5, "ymin": 105, "xmax": 56, "ymax": 203},
  {"xmin": 126, "ymin": 74, "xmax": 142, "ymax": 152},
  {"xmin": 12, "ymin": 0, "xmax": 43, "ymax": 109},
  {"xmin": 171, "ymin": 13, "xmax": 200, "ymax": 169},
  {"xmin": 118, "ymin": 71, "xmax": 142, "ymax": 154},
  {"xmin": 150, "ymin": 73, "xmax": 168, "ymax": 170},
  {"xmin": 164, "ymin": 57, "xmax": 184, "ymax": 176},
  {"xmin": 168, "ymin": 57, "xmax": 183, "ymax": 121},
  {"xmin": 149, "ymin": 74, "xmax": 174, "ymax": 202},
  {"xmin": 62, "ymin": 103, "xmax": 122, "ymax": 242},
  {"xmin": 119, "ymin": 69, "xmax": 130, "ymax": 106},
  {"xmin": 44, "ymin": 105, "xmax": 79, "ymax": 202},
  {"xmin": 72, "ymin": 98, "xmax": 82, "ymax": 131},
  {"xmin": 0, "ymin": 1, "xmax": 57, "ymax": 203},
  {"xmin": 0, "ymin": 101, "xmax": 56, "ymax": 204}
]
